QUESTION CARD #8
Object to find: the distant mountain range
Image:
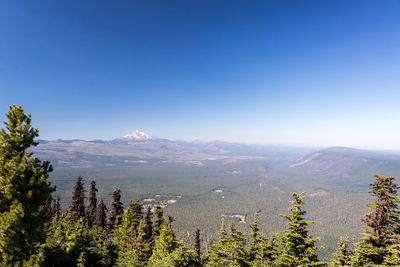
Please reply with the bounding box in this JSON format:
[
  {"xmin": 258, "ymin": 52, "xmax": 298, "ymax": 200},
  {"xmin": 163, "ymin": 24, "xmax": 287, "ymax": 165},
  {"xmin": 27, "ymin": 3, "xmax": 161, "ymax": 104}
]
[
  {"xmin": 288, "ymin": 147, "xmax": 400, "ymax": 184},
  {"xmin": 34, "ymin": 130, "xmax": 400, "ymax": 184}
]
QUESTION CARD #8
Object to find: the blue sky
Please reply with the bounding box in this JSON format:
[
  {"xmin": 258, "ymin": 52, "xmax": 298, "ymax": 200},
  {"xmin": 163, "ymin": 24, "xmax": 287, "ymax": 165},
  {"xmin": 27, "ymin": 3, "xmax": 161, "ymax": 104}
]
[{"xmin": 1, "ymin": 0, "xmax": 400, "ymax": 149}]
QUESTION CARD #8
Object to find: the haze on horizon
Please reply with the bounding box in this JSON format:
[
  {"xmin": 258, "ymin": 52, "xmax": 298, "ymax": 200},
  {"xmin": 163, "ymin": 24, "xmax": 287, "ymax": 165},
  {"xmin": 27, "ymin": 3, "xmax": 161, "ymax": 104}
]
[{"xmin": 1, "ymin": 1, "xmax": 399, "ymax": 150}]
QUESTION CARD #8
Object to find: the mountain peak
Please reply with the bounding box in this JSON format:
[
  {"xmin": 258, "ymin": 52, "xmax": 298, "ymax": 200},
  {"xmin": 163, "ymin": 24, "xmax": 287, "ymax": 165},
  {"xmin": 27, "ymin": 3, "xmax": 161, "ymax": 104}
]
[{"xmin": 120, "ymin": 129, "xmax": 155, "ymax": 141}]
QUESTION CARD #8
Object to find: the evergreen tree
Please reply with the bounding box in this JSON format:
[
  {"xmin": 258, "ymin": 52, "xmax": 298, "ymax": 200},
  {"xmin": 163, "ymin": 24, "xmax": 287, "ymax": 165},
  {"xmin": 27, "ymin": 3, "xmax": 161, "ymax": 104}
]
[
  {"xmin": 44, "ymin": 212, "xmax": 115, "ymax": 266},
  {"xmin": 0, "ymin": 105, "xmax": 55, "ymax": 265},
  {"xmin": 153, "ymin": 205, "xmax": 165, "ymax": 237},
  {"xmin": 194, "ymin": 229, "xmax": 201, "ymax": 263},
  {"xmin": 143, "ymin": 206, "xmax": 153, "ymax": 242},
  {"xmin": 384, "ymin": 243, "xmax": 400, "ymax": 265},
  {"xmin": 86, "ymin": 225, "xmax": 116, "ymax": 266},
  {"xmin": 94, "ymin": 199, "xmax": 107, "ymax": 229},
  {"xmin": 116, "ymin": 219, "xmax": 152, "ymax": 266},
  {"xmin": 351, "ymin": 175, "xmax": 400, "ymax": 265},
  {"xmin": 106, "ymin": 187, "xmax": 123, "ymax": 233},
  {"xmin": 113, "ymin": 200, "xmax": 144, "ymax": 251},
  {"xmin": 85, "ymin": 180, "xmax": 98, "ymax": 229},
  {"xmin": 167, "ymin": 214, "xmax": 175, "ymax": 237},
  {"xmin": 45, "ymin": 195, "xmax": 61, "ymax": 222},
  {"xmin": 149, "ymin": 221, "xmax": 178, "ymax": 263},
  {"xmin": 206, "ymin": 217, "xmax": 249, "ymax": 266},
  {"xmin": 44, "ymin": 195, "xmax": 54, "ymax": 222},
  {"xmin": 137, "ymin": 219, "xmax": 153, "ymax": 255},
  {"xmin": 205, "ymin": 216, "xmax": 230, "ymax": 266},
  {"xmin": 247, "ymin": 212, "xmax": 276, "ymax": 266},
  {"xmin": 276, "ymin": 192, "xmax": 323, "ymax": 267},
  {"xmin": 331, "ymin": 236, "xmax": 350, "ymax": 266},
  {"xmin": 148, "ymin": 221, "xmax": 197, "ymax": 266},
  {"xmin": 70, "ymin": 176, "xmax": 86, "ymax": 221},
  {"xmin": 44, "ymin": 212, "xmax": 87, "ymax": 266},
  {"xmin": 52, "ymin": 196, "xmax": 61, "ymax": 219},
  {"xmin": 225, "ymin": 222, "xmax": 248, "ymax": 266},
  {"xmin": 248, "ymin": 212, "xmax": 261, "ymax": 262},
  {"xmin": 130, "ymin": 199, "xmax": 144, "ymax": 236}
]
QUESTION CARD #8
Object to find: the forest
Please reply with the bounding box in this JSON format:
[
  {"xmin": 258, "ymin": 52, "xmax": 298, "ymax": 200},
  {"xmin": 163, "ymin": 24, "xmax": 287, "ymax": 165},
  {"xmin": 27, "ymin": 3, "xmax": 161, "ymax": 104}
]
[{"xmin": 2, "ymin": 105, "xmax": 400, "ymax": 267}]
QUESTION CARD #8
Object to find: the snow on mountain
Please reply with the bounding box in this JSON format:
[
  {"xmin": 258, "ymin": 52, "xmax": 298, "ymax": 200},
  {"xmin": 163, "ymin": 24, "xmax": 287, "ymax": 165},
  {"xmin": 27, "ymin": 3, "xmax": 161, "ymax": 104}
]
[{"xmin": 119, "ymin": 130, "xmax": 155, "ymax": 141}]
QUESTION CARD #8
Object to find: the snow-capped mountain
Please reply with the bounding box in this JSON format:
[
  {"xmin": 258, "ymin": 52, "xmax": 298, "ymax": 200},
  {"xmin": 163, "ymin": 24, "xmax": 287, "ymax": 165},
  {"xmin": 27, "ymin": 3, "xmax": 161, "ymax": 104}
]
[{"xmin": 118, "ymin": 130, "xmax": 155, "ymax": 141}]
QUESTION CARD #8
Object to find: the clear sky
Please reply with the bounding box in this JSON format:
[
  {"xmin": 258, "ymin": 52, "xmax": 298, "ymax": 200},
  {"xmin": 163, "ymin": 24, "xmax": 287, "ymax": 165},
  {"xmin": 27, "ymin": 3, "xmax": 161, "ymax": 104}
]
[{"xmin": 1, "ymin": 0, "xmax": 399, "ymax": 149}]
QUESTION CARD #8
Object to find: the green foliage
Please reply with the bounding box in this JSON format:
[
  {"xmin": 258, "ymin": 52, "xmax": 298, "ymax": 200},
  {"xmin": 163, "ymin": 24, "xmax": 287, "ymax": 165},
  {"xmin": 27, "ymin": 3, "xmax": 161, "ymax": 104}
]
[
  {"xmin": 113, "ymin": 200, "xmax": 143, "ymax": 251},
  {"xmin": 43, "ymin": 212, "xmax": 88, "ymax": 266},
  {"xmin": 130, "ymin": 199, "xmax": 144, "ymax": 235},
  {"xmin": 384, "ymin": 243, "xmax": 400, "ymax": 265},
  {"xmin": 70, "ymin": 176, "xmax": 86, "ymax": 221},
  {"xmin": 194, "ymin": 228, "xmax": 201, "ymax": 263},
  {"xmin": 350, "ymin": 175, "xmax": 400, "ymax": 266},
  {"xmin": 77, "ymin": 251, "xmax": 86, "ymax": 267},
  {"xmin": 86, "ymin": 180, "xmax": 98, "ymax": 229},
  {"xmin": 276, "ymin": 192, "xmax": 324, "ymax": 267},
  {"xmin": 44, "ymin": 150, "xmax": 369, "ymax": 261},
  {"xmin": 149, "ymin": 221, "xmax": 178, "ymax": 262},
  {"xmin": 148, "ymin": 222, "xmax": 197, "ymax": 266},
  {"xmin": 143, "ymin": 206, "xmax": 153, "ymax": 242},
  {"xmin": 115, "ymin": 219, "xmax": 152, "ymax": 266},
  {"xmin": 206, "ymin": 216, "xmax": 248, "ymax": 266},
  {"xmin": 7, "ymin": 105, "xmax": 400, "ymax": 266},
  {"xmin": 153, "ymin": 205, "xmax": 165, "ymax": 238},
  {"xmin": 330, "ymin": 236, "xmax": 351, "ymax": 266},
  {"xmin": 205, "ymin": 216, "xmax": 229, "ymax": 266},
  {"xmin": 94, "ymin": 199, "xmax": 107, "ymax": 229},
  {"xmin": 106, "ymin": 187, "xmax": 123, "ymax": 234},
  {"xmin": 116, "ymin": 248, "xmax": 149, "ymax": 267},
  {"xmin": 44, "ymin": 212, "xmax": 115, "ymax": 266},
  {"xmin": 0, "ymin": 105, "xmax": 55, "ymax": 265},
  {"xmin": 225, "ymin": 222, "xmax": 248, "ymax": 266},
  {"xmin": 247, "ymin": 213, "xmax": 277, "ymax": 266}
]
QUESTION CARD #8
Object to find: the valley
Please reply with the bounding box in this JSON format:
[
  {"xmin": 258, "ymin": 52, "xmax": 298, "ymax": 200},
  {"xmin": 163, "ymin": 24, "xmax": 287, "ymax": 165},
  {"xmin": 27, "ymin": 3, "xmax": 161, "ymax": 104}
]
[{"xmin": 32, "ymin": 131, "xmax": 400, "ymax": 260}]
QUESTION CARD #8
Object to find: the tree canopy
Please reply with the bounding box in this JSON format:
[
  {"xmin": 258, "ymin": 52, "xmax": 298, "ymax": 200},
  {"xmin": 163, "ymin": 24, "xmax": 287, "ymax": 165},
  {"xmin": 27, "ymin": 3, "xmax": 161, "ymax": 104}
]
[{"xmin": 0, "ymin": 105, "xmax": 55, "ymax": 265}]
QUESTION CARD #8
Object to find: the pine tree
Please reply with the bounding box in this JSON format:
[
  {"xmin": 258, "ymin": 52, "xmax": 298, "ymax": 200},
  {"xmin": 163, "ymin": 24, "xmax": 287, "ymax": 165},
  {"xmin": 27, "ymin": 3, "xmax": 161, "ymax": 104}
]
[
  {"xmin": 94, "ymin": 199, "xmax": 107, "ymax": 229},
  {"xmin": 148, "ymin": 221, "xmax": 197, "ymax": 266},
  {"xmin": 247, "ymin": 212, "xmax": 276, "ymax": 266},
  {"xmin": 116, "ymin": 219, "xmax": 152, "ymax": 266},
  {"xmin": 194, "ymin": 229, "xmax": 201, "ymax": 263},
  {"xmin": 205, "ymin": 216, "xmax": 229, "ymax": 266},
  {"xmin": 44, "ymin": 195, "xmax": 54, "ymax": 222},
  {"xmin": 52, "ymin": 196, "xmax": 61, "ymax": 219},
  {"xmin": 167, "ymin": 215, "xmax": 175, "ymax": 237},
  {"xmin": 137, "ymin": 219, "xmax": 153, "ymax": 255},
  {"xmin": 225, "ymin": 222, "xmax": 248, "ymax": 266},
  {"xmin": 85, "ymin": 180, "xmax": 98, "ymax": 229},
  {"xmin": 384, "ymin": 243, "xmax": 400, "ymax": 265},
  {"xmin": 0, "ymin": 105, "xmax": 55, "ymax": 265},
  {"xmin": 143, "ymin": 206, "xmax": 153, "ymax": 242},
  {"xmin": 276, "ymin": 192, "xmax": 323, "ymax": 267},
  {"xmin": 44, "ymin": 211, "xmax": 115, "ymax": 266},
  {"xmin": 70, "ymin": 176, "xmax": 86, "ymax": 221},
  {"xmin": 106, "ymin": 187, "xmax": 123, "ymax": 233},
  {"xmin": 113, "ymin": 200, "xmax": 144, "ymax": 251},
  {"xmin": 130, "ymin": 199, "xmax": 144, "ymax": 236},
  {"xmin": 153, "ymin": 205, "xmax": 165, "ymax": 238},
  {"xmin": 149, "ymin": 221, "xmax": 178, "ymax": 262},
  {"xmin": 44, "ymin": 212, "xmax": 87, "ymax": 266},
  {"xmin": 351, "ymin": 175, "xmax": 400, "ymax": 265},
  {"xmin": 331, "ymin": 236, "xmax": 350, "ymax": 266},
  {"xmin": 248, "ymin": 212, "xmax": 261, "ymax": 262},
  {"xmin": 206, "ymin": 217, "xmax": 249, "ymax": 266}
]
